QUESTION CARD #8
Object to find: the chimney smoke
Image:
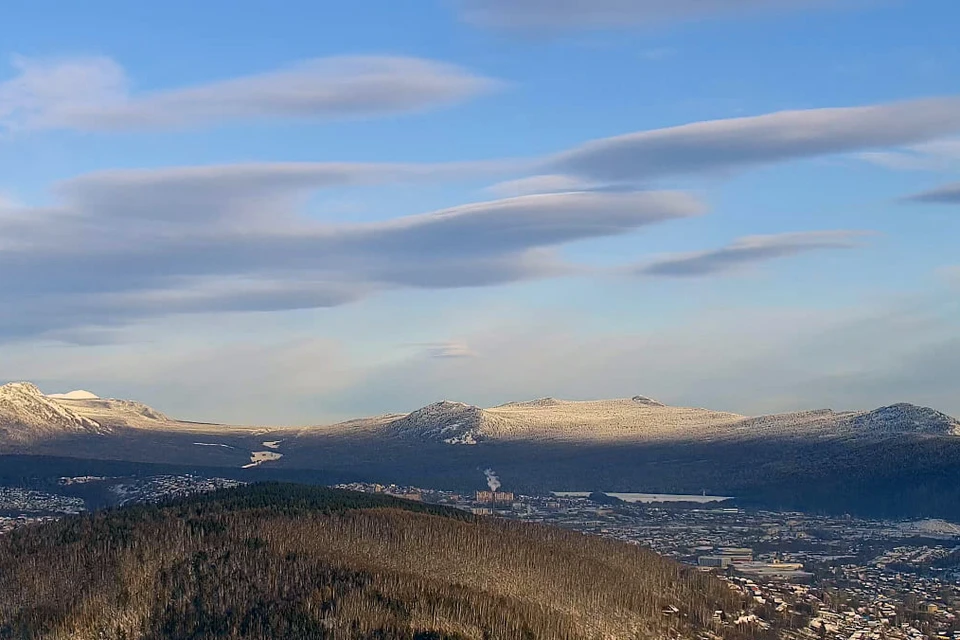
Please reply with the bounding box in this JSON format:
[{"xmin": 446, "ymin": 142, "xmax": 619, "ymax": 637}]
[{"xmin": 483, "ymin": 468, "xmax": 501, "ymax": 492}]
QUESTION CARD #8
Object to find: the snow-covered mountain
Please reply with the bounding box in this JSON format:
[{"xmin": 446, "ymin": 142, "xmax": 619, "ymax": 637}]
[
  {"xmin": 382, "ymin": 397, "xmax": 960, "ymax": 445},
  {"xmin": 476, "ymin": 397, "xmax": 744, "ymax": 443},
  {"xmin": 388, "ymin": 401, "xmax": 505, "ymax": 444},
  {"xmin": 0, "ymin": 382, "xmax": 107, "ymax": 444},
  {"xmin": 840, "ymin": 403, "xmax": 960, "ymax": 436},
  {"xmin": 51, "ymin": 396, "xmax": 170, "ymax": 427},
  {"xmin": 0, "ymin": 383, "xmax": 180, "ymax": 446},
  {"xmin": 47, "ymin": 390, "xmax": 100, "ymax": 400},
  {"xmin": 2, "ymin": 381, "xmax": 960, "ymax": 522},
  {"xmin": 3, "ymin": 380, "xmax": 958, "ymax": 449}
]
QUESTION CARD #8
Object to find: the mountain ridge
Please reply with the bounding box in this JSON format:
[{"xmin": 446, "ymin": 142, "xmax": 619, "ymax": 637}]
[
  {"xmin": 2, "ymin": 382, "xmax": 958, "ymax": 443},
  {"xmin": 2, "ymin": 382, "xmax": 960, "ymax": 520}
]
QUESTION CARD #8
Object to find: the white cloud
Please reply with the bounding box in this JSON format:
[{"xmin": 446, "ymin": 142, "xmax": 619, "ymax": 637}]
[
  {"xmin": 549, "ymin": 98, "xmax": 960, "ymax": 182},
  {"xmin": 459, "ymin": 0, "xmax": 841, "ymax": 30},
  {"xmin": 0, "ymin": 55, "xmax": 497, "ymax": 132},
  {"xmin": 0, "ymin": 163, "xmax": 703, "ymax": 340},
  {"xmin": 635, "ymin": 230, "xmax": 873, "ymax": 277}
]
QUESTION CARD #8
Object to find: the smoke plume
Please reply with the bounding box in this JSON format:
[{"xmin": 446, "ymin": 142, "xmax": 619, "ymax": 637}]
[{"xmin": 484, "ymin": 468, "xmax": 501, "ymax": 492}]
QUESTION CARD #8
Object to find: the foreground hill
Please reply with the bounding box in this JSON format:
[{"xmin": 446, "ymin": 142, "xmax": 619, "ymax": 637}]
[{"xmin": 0, "ymin": 483, "xmax": 746, "ymax": 640}]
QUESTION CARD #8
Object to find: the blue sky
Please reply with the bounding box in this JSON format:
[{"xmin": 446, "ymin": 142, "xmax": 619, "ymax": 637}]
[{"xmin": 1, "ymin": 0, "xmax": 958, "ymax": 423}]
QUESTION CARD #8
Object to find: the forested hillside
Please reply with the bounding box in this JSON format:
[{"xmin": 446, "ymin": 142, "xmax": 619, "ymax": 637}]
[{"xmin": 0, "ymin": 483, "xmax": 753, "ymax": 640}]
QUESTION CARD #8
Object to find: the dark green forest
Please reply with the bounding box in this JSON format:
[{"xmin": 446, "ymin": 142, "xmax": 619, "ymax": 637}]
[{"xmin": 0, "ymin": 483, "xmax": 760, "ymax": 640}]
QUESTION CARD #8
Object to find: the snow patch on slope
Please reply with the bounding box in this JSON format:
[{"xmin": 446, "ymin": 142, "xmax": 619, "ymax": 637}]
[{"xmin": 243, "ymin": 451, "xmax": 283, "ymax": 468}]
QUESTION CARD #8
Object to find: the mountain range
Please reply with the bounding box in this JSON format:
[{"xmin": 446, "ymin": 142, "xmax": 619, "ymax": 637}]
[{"xmin": 2, "ymin": 381, "xmax": 959, "ymax": 520}]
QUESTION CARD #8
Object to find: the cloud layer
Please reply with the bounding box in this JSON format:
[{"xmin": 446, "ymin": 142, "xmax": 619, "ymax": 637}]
[
  {"xmin": 0, "ymin": 55, "xmax": 496, "ymax": 132},
  {"xmin": 549, "ymin": 98, "xmax": 960, "ymax": 182},
  {"xmin": 459, "ymin": 0, "xmax": 836, "ymax": 29},
  {"xmin": 6, "ymin": 93, "xmax": 957, "ymax": 342},
  {"xmin": 0, "ymin": 163, "xmax": 702, "ymax": 340},
  {"xmin": 636, "ymin": 231, "xmax": 871, "ymax": 277}
]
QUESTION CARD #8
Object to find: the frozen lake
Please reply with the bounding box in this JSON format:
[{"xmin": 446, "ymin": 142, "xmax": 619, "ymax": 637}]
[{"xmin": 552, "ymin": 492, "xmax": 733, "ymax": 504}]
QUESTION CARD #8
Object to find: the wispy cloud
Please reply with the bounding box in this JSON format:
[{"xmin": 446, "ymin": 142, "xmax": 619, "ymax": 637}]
[
  {"xmin": 417, "ymin": 342, "xmax": 478, "ymax": 359},
  {"xmin": 0, "ymin": 163, "xmax": 702, "ymax": 340},
  {"xmin": 635, "ymin": 230, "xmax": 872, "ymax": 277},
  {"xmin": 903, "ymin": 181, "xmax": 960, "ymax": 204},
  {"xmin": 0, "ymin": 55, "xmax": 497, "ymax": 132},
  {"xmin": 549, "ymin": 98, "xmax": 960, "ymax": 182},
  {"xmin": 859, "ymin": 138, "xmax": 960, "ymax": 173},
  {"xmin": 459, "ymin": 0, "xmax": 841, "ymax": 30}
]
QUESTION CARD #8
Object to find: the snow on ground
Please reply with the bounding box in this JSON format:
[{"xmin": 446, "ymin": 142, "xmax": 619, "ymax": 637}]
[
  {"xmin": 900, "ymin": 519, "xmax": 960, "ymax": 536},
  {"xmin": 261, "ymin": 440, "xmax": 282, "ymax": 449},
  {"xmin": 482, "ymin": 398, "xmax": 745, "ymax": 442},
  {"xmin": 242, "ymin": 451, "xmax": 283, "ymax": 469},
  {"xmin": 193, "ymin": 442, "xmax": 235, "ymax": 448},
  {"xmin": 47, "ymin": 390, "xmax": 100, "ymax": 400}
]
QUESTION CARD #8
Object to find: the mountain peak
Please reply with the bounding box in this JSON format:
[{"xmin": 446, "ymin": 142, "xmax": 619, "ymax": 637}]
[
  {"xmin": 431, "ymin": 400, "xmax": 472, "ymax": 409},
  {"xmin": 844, "ymin": 403, "xmax": 960, "ymax": 436},
  {"xmin": 0, "ymin": 381, "xmax": 107, "ymax": 444},
  {"xmin": 632, "ymin": 395, "xmax": 665, "ymax": 407},
  {"xmin": 0, "ymin": 381, "xmax": 44, "ymax": 397},
  {"xmin": 389, "ymin": 400, "xmax": 500, "ymax": 445}
]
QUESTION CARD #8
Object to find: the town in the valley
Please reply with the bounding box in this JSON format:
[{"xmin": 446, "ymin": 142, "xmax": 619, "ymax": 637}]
[{"xmin": 2, "ymin": 474, "xmax": 958, "ymax": 640}]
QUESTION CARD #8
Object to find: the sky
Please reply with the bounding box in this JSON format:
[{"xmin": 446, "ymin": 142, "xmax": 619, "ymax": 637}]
[{"xmin": 1, "ymin": 0, "xmax": 959, "ymax": 424}]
